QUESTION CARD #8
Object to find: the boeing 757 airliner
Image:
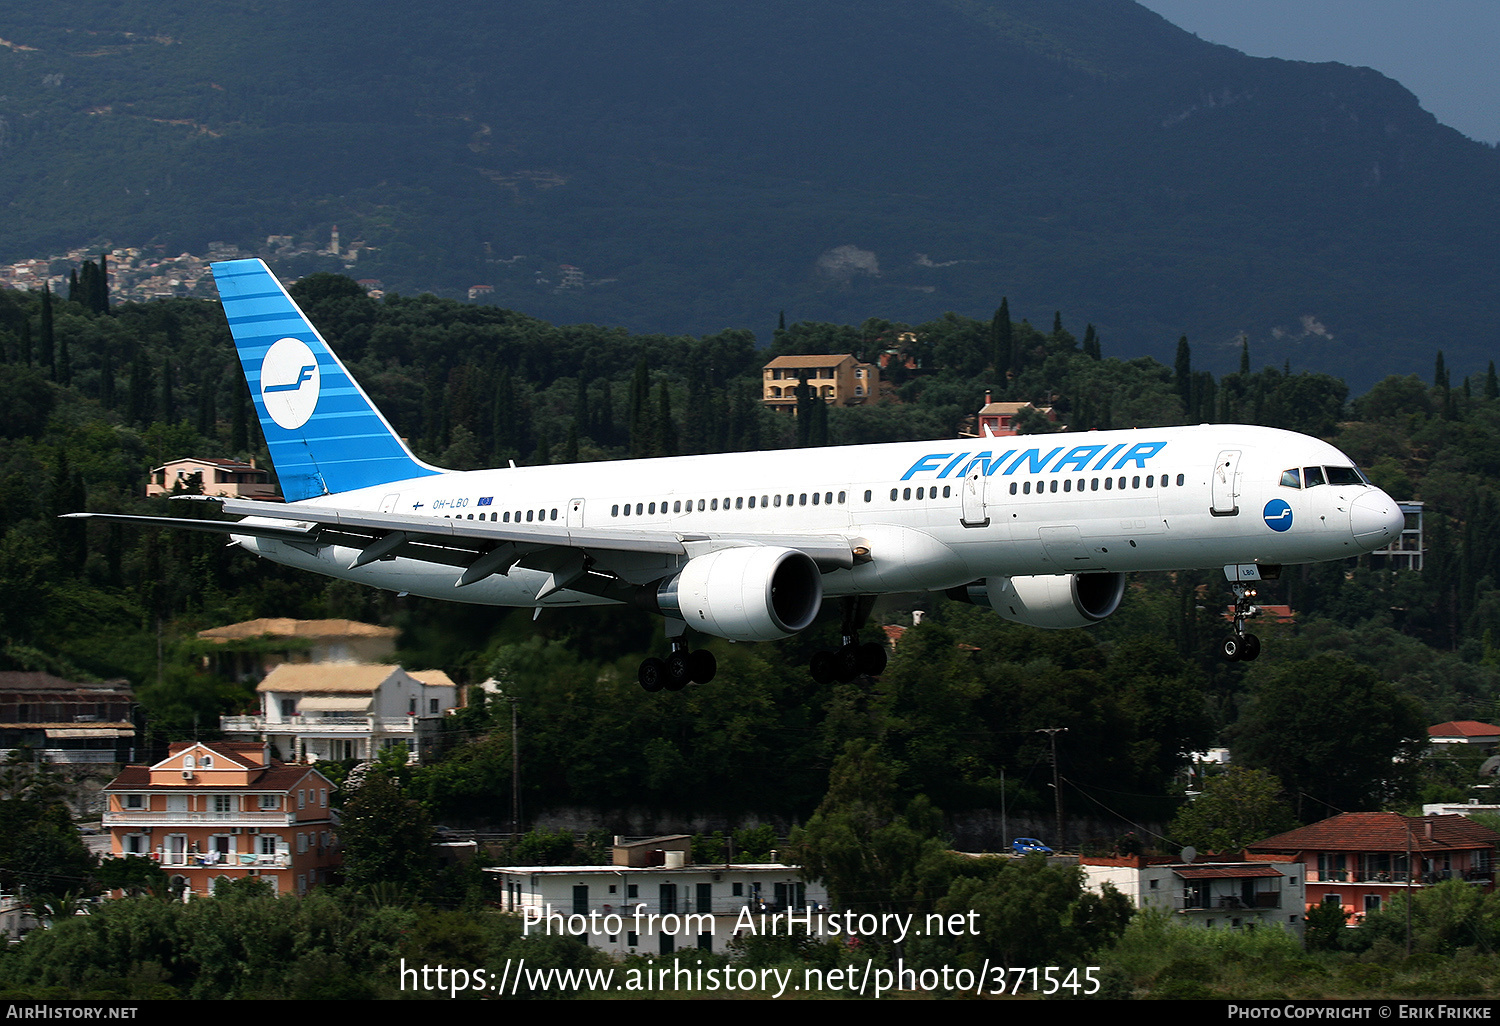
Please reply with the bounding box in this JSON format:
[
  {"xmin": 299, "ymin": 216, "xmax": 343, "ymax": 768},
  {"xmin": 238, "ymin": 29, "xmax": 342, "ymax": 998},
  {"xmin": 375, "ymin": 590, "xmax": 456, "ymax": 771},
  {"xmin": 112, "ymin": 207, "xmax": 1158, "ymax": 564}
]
[{"xmin": 69, "ymin": 260, "xmax": 1405, "ymax": 691}]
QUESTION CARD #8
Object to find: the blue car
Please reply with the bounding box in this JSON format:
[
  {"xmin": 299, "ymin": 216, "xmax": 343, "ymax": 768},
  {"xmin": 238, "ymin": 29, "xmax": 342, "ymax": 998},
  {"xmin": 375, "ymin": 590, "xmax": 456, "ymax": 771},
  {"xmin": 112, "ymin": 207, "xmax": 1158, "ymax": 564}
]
[{"xmin": 1012, "ymin": 837, "xmax": 1053, "ymax": 855}]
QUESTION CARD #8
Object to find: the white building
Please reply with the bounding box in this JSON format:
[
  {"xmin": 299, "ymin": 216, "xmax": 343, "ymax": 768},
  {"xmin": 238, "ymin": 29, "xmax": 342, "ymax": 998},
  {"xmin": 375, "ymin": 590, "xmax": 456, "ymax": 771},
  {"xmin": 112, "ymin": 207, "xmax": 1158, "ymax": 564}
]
[
  {"xmin": 1081, "ymin": 855, "xmax": 1305, "ymax": 937},
  {"xmin": 486, "ymin": 835, "xmax": 828, "ymax": 957},
  {"xmin": 221, "ymin": 663, "xmax": 458, "ymax": 764}
]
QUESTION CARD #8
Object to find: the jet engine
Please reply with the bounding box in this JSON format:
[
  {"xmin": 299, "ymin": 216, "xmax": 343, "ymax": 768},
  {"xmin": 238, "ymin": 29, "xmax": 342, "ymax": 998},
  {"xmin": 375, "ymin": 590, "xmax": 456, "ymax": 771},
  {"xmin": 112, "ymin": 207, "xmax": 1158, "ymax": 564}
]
[
  {"xmin": 656, "ymin": 546, "xmax": 823, "ymax": 642},
  {"xmin": 948, "ymin": 572, "xmax": 1126, "ymax": 629}
]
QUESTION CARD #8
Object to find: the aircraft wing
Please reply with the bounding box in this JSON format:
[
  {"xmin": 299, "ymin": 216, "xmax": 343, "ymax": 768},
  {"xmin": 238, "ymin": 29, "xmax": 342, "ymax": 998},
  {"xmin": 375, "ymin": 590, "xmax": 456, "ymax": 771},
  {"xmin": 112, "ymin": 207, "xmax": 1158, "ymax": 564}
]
[{"xmin": 68, "ymin": 499, "xmax": 859, "ymax": 591}]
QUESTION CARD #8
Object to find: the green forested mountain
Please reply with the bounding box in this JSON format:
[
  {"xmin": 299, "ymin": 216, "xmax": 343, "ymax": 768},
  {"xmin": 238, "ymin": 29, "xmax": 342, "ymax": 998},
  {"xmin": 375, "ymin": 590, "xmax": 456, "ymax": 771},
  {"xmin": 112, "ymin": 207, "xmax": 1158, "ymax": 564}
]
[{"xmin": 0, "ymin": 0, "xmax": 1496, "ymax": 388}]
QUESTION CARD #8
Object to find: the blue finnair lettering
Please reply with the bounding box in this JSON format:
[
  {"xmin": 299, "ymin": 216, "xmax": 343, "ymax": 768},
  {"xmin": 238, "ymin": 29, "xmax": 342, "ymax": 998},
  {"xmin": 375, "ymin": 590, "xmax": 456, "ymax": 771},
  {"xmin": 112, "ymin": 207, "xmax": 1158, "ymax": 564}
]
[
  {"xmin": 901, "ymin": 453, "xmax": 953, "ymax": 481},
  {"xmin": 1004, "ymin": 447, "xmax": 1065, "ymax": 476},
  {"xmin": 264, "ymin": 365, "xmax": 316, "ymax": 393},
  {"xmin": 901, "ymin": 441, "xmax": 1168, "ymax": 480}
]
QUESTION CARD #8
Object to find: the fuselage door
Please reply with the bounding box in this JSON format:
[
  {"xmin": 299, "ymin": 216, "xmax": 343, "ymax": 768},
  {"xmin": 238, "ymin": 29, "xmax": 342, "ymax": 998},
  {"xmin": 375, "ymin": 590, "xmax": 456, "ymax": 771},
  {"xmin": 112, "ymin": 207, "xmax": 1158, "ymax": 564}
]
[
  {"xmin": 960, "ymin": 468, "xmax": 989, "ymax": 528},
  {"xmin": 1211, "ymin": 450, "xmax": 1241, "ymax": 516},
  {"xmin": 567, "ymin": 498, "xmax": 585, "ymax": 528},
  {"xmin": 379, "ymin": 493, "xmax": 400, "ymax": 513}
]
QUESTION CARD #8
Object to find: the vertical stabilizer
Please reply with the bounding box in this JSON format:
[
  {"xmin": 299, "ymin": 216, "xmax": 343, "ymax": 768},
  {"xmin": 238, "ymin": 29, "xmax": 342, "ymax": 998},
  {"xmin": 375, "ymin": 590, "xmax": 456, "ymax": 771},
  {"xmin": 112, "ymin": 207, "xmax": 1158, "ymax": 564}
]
[{"xmin": 212, "ymin": 259, "xmax": 441, "ymax": 501}]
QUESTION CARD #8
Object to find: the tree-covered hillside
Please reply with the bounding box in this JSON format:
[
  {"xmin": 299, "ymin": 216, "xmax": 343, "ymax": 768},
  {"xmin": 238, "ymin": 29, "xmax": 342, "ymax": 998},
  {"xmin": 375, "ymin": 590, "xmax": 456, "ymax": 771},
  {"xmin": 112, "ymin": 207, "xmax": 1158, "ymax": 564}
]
[
  {"xmin": 3, "ymin": 267, "xmax": 1500, "ymax": 831},
  {"xmin": 0, "ymin": 0, "xmax": 1495, "ymax": 386}
]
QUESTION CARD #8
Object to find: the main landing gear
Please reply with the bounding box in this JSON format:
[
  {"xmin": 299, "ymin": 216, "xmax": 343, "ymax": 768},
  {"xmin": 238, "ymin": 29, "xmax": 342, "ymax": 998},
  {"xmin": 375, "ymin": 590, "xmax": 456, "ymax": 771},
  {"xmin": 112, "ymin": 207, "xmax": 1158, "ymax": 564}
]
[
  {"xmin": 1221, "ymin": 582, "xmax": 1262, "ymax": 662},
  {"xmin": 808, "ymin": 596, "xmax": 889, "ymax": 684},
  {"xmin": 638, "ymin": 632, "xmax": 717, "ymax": 693}
]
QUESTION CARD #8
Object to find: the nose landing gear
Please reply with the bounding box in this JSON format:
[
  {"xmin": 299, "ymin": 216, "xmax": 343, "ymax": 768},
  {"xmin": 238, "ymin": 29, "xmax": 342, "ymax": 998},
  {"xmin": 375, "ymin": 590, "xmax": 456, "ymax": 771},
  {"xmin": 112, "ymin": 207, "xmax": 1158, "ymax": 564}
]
[{"xmin": 1222, "ymin": 582, "xmax": 1261, "ymax": 662}]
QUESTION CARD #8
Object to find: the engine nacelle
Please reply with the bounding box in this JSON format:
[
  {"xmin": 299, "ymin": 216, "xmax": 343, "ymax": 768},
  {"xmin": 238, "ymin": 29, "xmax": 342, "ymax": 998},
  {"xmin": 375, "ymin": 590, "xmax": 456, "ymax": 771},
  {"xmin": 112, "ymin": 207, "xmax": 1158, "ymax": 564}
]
[
  {"xmin": 656, "ymin": 546, "xmax": 823, "ymax": 642},
  {"xmin": 949, "ymin": 572, "xmax": 1126, "ymax": 629}
]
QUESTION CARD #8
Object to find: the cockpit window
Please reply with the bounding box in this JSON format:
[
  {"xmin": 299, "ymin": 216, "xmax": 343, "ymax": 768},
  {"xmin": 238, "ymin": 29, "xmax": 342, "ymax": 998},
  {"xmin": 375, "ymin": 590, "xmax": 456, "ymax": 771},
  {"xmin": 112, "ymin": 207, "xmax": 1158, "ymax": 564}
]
[
  {"xmin": 1280, "ymin": 468, "xmax": 1301, "ymax": 488},
  {"xmin": 1303, "ymin": 466, "xmax": 1326, "ymax": 488},
  {"xmin": 1325, "ymin": 466, "xmax": 1363, "ymax": 487}
]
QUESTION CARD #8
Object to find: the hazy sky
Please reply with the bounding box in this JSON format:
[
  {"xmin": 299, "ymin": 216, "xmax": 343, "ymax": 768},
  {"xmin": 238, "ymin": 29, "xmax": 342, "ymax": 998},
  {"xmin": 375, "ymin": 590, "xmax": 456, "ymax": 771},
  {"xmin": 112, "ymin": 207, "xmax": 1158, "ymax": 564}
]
[{"xmin": 1136, "ymin": 0, "xmax": 1500, "ymax": 144}]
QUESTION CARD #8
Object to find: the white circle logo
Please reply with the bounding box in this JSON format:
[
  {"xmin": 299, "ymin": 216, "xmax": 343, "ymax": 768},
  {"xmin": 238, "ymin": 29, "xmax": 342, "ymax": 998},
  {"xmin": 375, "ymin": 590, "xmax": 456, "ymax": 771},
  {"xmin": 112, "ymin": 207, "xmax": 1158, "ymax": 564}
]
[{"xmin": 259, "ymin": 337, "xmax": 321, "ymax": 430}]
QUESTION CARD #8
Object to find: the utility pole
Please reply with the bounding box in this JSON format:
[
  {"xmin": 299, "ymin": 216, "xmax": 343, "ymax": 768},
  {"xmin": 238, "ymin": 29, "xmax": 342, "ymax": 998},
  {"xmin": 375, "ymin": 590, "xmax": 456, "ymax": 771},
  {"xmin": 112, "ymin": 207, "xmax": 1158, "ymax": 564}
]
[
  {"xmin": 509, "ymin": 695, "xmax": 520, "ymax": 836},
  {"xmin": 1036, "ymin": 728, "xmax": 1068, "ymax": 848}
]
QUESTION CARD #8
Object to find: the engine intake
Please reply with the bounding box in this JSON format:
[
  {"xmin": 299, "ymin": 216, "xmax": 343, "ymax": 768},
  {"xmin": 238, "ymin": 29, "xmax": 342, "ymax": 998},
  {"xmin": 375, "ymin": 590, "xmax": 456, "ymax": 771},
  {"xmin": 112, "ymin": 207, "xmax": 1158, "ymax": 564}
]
[
  {"xmin": 948, "ymin": 572, "xmax": 1126, "ymax": 629},
  {"xmin": 657, "ymin": 546, "xmax": 823, "ymax": 642}
]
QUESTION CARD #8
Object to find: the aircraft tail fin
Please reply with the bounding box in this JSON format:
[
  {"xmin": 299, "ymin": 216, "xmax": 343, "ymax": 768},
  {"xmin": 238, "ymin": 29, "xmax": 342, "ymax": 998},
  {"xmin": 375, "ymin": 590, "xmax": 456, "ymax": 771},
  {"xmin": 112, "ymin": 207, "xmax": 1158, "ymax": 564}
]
[{"xmin": 212, "ymin": 259, "xmax": 441, "ymax": 502}]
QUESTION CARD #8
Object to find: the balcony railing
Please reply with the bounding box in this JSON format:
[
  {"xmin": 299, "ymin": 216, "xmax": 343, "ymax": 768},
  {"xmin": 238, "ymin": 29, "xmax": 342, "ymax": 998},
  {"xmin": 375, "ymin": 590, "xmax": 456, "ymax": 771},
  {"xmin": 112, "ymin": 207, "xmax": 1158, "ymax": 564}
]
[
  {"xmin": 104, "ymin": 810, "xmax": 293, "ymax": 827},
  {"xmin": 1179, "ymin": 892, "xmax": 1282, "ymax": 911},
  {"xmin": 221, "ymin": 715, "xmax": 419, "ymax": 735},
  {"xmin": 153, "ymin": 852, "xmax": 290, "ymax": 868}
]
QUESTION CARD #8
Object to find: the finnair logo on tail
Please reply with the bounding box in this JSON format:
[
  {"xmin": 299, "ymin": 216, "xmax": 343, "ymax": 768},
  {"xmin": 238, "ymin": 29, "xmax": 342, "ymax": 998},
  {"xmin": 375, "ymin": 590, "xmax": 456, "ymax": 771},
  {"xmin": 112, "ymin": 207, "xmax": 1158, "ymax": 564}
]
[{"xmin": 260, "ymin": 337, "xmax": 321, "ymax": 430}]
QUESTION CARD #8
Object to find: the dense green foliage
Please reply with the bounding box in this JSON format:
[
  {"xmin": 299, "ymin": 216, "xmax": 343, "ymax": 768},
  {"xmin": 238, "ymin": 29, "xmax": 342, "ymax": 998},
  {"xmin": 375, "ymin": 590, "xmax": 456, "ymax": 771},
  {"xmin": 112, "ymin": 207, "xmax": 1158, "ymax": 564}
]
[{"xmin": 4, "ymin": 272, "xmax": 1500, "ymax": 841}]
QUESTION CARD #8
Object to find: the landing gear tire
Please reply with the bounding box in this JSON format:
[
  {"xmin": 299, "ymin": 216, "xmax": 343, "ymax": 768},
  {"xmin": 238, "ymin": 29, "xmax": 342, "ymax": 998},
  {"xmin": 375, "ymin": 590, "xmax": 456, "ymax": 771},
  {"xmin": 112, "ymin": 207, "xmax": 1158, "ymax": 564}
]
[
  {"xmin": 1240, "ymin": 633, "xmax": 1261, "ymax": 661},
  {"xmin": 809, "ymin": 651, "xmax": 836, "ymax": 685},
  {"xmin": 688, "ymin": 649, "xmax": 717, "ymax": 684},
  {"xmin": 665, "ymin": 651, "xmax": 691, "ymax": 691},
  {"xmin": 858, "ymin": 641, "xmax": 888, "ymax": 676},
  {"xmin": 835, "ymin": 643, "xmax": 863, "ymax": 683},
  {"xmin": 639, "ymin": 657, "xmax": 667, "ymax": 692}
]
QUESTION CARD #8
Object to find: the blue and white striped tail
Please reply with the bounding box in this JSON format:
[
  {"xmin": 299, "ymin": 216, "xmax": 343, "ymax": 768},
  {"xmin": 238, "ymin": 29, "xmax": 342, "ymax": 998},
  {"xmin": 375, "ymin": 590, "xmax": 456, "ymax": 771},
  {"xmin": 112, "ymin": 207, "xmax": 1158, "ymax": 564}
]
[{"xmin": 212, "ymin": 259, "xmax": 441, "ymax": 501}]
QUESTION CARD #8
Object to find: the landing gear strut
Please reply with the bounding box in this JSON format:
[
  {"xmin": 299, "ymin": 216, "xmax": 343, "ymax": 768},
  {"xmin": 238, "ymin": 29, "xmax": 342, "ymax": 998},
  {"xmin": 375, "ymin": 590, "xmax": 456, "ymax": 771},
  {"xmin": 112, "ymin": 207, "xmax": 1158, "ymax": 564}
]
[
  {"xmin": 639, "ymin": 627, "xmax": 717, "ymax": 693},
  {"xmin": 809, "ymin": 596, "xmax": 888, "ymax": 684},
  {"xmin": 1221, "ymin": 582, "xmax": 1261, "ymax": 662}
]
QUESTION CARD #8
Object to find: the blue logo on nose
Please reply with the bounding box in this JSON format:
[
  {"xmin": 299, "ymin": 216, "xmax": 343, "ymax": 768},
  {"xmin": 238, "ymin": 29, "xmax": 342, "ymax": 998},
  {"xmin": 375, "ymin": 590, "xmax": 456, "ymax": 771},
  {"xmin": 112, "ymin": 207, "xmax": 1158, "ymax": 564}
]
[{"xmin": 1263, "ymin": 499, "xmax": 1293, "ymax": 532}]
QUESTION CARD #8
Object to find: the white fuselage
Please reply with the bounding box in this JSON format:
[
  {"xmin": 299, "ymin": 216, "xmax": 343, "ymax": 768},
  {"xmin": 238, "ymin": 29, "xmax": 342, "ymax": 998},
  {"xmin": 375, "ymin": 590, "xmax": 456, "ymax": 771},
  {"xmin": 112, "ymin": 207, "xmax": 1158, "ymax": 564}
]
[{"xmin": 236, "ymin": 423, "xmax": 1400, "ymax": 608}]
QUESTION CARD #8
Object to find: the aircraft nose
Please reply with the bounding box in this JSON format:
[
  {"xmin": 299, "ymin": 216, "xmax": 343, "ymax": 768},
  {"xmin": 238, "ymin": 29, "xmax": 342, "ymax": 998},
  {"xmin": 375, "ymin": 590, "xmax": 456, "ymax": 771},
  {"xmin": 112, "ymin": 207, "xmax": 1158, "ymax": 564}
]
[{"xmin": 1350, "ymin": 489, "xmax": 1403, "ymax": 548}]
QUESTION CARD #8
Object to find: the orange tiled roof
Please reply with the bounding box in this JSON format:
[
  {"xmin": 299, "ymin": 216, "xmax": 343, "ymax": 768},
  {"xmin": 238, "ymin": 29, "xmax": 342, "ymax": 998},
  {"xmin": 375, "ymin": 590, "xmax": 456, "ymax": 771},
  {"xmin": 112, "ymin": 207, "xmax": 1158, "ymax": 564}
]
[
  {"xmin": 1248, "ymin": 812, "xmax": 1500, "ymax": 854},
  {"xmin": 1429, "ymin": 720, "xmax": 1500, "ymax": 738}
]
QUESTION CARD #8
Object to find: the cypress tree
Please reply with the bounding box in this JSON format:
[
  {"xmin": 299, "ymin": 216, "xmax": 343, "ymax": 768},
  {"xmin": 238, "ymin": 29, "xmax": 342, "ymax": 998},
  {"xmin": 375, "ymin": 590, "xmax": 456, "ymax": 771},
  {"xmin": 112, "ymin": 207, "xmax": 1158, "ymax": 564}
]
[
  {"xmin": 231, "ymin": 380, "xmax": 249, "ymax": 452},
  {"xmin": 629, "ymin": 357, "xmax": 652, "ymax": 457},
  {"xmin": 97, "ymin": 251, "xmax": 109, "ymax": 312},
  {"xmin": 655, "ymin": 382, "xmax": 678, "ymax": 457},
  {"xmin": 1486, "ymin": 361, "xmax": 1498, "ymax": 400},
  {"xmin": 39, "ymin": 284, "xmax": 55, "ymax": 377},
  {"xmin": 100, "ymin": 349, "xmax": 115, "ymax": 409},
  {"xmin": 991, "ymin": 298, "xmax": 1012, "ymax": 379},
  {"xmin": 159, "ymin": 354, "xmax": 176, "ymax": 424},
  {"xmin": 1435, "ymin": 351, "xmax": 1447, "ymax": 388},
  {"xmin": 1082, "ymin": 323, "xmax": 1100, "ymax": 361},
  {"xmin": 1174, "ymin": 335, "xmax": 1192, "ymax": 411},
  {"xmin": 808, "ymin": 390, "xmax": 829, "ymax": 446},
  {"xmin": 1239, "ymin": 336, "xmax": 1251, "ymax": 375},
  {"xmin": 564, "ymin": 421, "xmax": 580, "ymax": 463}
]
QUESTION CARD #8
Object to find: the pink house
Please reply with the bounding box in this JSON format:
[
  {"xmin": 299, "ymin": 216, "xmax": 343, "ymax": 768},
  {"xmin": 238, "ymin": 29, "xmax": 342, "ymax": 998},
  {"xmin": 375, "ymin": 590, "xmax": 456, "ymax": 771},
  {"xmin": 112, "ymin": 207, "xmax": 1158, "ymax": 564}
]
[{"xmin": 1247, "ymin": 812, "xmax": 1499, "ymax": 922}]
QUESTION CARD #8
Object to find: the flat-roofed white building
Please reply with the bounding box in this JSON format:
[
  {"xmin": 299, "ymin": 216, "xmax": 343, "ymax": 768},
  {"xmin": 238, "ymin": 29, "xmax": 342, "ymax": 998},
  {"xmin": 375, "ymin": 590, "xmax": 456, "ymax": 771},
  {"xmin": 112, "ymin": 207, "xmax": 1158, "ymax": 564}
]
[{"xmin": 486, "ymin": 835, "xmax": 827, "ymax": 957}]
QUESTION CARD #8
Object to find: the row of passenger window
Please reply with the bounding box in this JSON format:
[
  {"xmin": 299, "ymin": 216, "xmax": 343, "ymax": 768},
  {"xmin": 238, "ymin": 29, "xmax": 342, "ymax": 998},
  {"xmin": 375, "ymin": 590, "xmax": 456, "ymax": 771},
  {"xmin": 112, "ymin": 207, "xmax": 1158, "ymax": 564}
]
[
  {"xmin": 1007, "ymin": 473, "xmax": 1185, "ymax": 495},
  {"xmin": 611, "ymin": 492, "xmax": 848, "ymax": 517},
  {"xmin": 446, "ymin": 509, "xmax": 558, "ymax": 522},
  {"xmin": 878, "ymin": 474, "xmax": 1186, "ymax": 502}
]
